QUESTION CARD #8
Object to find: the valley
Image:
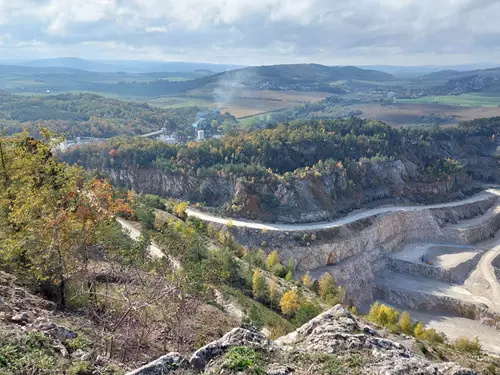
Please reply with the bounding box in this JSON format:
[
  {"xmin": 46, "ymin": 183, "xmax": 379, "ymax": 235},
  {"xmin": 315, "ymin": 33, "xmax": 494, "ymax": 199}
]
[{"xmin": 2, "ymin": 61, "xmax": 500, "ymax": 374}]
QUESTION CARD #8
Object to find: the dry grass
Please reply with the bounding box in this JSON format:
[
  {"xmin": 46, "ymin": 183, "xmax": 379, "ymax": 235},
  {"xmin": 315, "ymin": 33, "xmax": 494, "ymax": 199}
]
[{"xmin": 176, "ymin": 89, "xmax": 330, "ymax": 118}]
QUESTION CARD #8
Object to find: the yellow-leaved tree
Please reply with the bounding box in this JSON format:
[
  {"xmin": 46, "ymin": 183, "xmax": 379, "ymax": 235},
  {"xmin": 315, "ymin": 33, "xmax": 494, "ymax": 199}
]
[
  {"xmin": 252, "ymin": 269, "xmax": 268, "ymax": 302},
  {"xmin": 280, "ymin": 290, "xmax": 300, "ymax": 317}
]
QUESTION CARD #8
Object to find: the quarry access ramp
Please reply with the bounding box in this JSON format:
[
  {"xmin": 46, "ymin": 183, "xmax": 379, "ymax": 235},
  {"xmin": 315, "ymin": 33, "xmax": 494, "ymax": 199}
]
[{"xmin": 186, "ymin": 188, "xmax": 500, "ymax": 231}]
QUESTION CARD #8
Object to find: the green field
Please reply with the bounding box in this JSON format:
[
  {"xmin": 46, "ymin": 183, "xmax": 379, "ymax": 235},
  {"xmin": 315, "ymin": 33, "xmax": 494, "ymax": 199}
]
[{"xmin": 396, "ymin": 92, "xmax": 500, "ymax": 107}]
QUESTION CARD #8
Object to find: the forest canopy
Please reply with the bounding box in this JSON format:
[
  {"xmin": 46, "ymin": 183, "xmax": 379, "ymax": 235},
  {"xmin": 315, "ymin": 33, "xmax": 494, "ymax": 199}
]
[{"xmin": 63, "ymin": 116, "xmax": 500, "ymax": 181}]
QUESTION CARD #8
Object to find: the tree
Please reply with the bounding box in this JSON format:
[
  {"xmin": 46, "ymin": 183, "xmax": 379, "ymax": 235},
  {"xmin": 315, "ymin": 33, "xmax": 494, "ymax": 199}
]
[
  {"xmin": 266, "ymin": 250, "xmax": 284, "ymax": 277},
  {"xmin": 301, "ymin": 272, "xmax": 314, "ymax": 288},
  {"xmin": 252, "ymin": 269, "xmax": 268, "ymax": 302},
  {"xmin": 318, "ymin": 272, "xmax": 343, "ymax": 305},
  {"xmin": 318, "ymin": 272, "xmax": 336, "ymax": 299},
  {"xmin": 280, "ymin": 290, "xmax": 300, "ymax": 317},
  {"xmin": 173, "ymin": 202, "xmax": 188, "ymax": 219},
  {"xmin": 414, "ymin": 322, "xmax": 425, "ymax": 339},
  {"xmin": 368, "ymin": 302, "xmax": 381, "ymax": 322},
  {"xmin": 0, "ymin": 130, "xmax": 133, "ymax": 306},
  {"xmin": 266, "ymin": 250, "xmax": 280, "ymax": 270},
  {"xmin": 399, "ymin": 311, "xmax": 413, "ymax": 335},
  {"xmin": 268, "ymin": 279, "xmax": 279, "ymax": 309},
  {"xmin": 285, "ymin": 258, "xmax": 294, "ymax": 281}
]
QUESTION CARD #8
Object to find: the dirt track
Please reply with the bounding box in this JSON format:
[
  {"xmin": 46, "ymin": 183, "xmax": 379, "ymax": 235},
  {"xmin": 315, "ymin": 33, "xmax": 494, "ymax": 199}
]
[{"xmin": 186, "ymin": 189, "xmax": 500, "ymax": 231}]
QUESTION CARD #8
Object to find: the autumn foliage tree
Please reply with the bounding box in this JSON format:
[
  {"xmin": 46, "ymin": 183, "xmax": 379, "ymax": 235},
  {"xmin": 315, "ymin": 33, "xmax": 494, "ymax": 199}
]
[
  {"xmin": 0, "ymin": 130, "xmax": 134, "ymax": 306},
  {"xmin": 252, "ymin": 269, "xmax": 268, "ymax": 302},
  {"xmin": 301, "ymin": 271, "xmax": 314, "ymax": 288},
  {"xmin": 280, "ymin": 290, "xmax": 300, "ymax": 317}
]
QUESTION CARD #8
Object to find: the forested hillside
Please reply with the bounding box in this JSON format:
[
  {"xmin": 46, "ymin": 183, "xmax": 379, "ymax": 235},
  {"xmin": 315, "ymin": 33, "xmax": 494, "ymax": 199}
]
[
  {"xmin": 64, "ymin": 117, "xmax": 500, "ymax": 222},
  {"xmin": 66, "ymin": 117, "xmax": 499, "ymax": 178},
  {"xmin": 0, "ymin": 92, "xmax": 201, "ymax": 138}
]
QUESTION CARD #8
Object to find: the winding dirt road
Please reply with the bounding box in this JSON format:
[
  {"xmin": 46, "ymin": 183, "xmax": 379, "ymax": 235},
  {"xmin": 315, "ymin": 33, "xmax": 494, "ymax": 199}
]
[{"xmin": 186, "ymin": 189, "xmax": 500, "ymax": 232}]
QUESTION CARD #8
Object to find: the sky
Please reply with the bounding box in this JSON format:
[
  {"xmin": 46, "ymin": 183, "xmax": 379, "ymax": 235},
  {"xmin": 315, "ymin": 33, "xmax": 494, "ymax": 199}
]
[{"xmin": 1, "ymin": 0, "xmax": 500, "ymax": 66}]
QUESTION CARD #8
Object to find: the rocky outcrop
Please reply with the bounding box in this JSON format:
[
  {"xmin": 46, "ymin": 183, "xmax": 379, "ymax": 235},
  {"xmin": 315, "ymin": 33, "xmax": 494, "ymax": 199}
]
[
  {"xmin": 129, "ymin": 305, "xmax": 478, "ymax": 375},
  {"xmin": 102, "ymin": 157, "xmax": 474, "ymax": 224},
  {"xmin": 190, "ymin": 327, "xmax": 273, "ymax": 370},
  {"xmin": 386, "ymin": 251, "xmax": 483, "ymax": 284},
  {"xmin": 125, "ymin": 353, "xmax": 185, "ymax": 375}
]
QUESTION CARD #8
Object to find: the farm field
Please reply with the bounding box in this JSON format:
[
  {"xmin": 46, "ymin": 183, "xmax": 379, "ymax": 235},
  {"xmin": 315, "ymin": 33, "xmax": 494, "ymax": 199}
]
[
  {"xmin": 396, "ymin": 92, "xmax": 500, "ymax": 107},
  {"xmin": 149, "ymin": 89, "xmax": 330, "ymax": 118},
  {"xmin": 352, "ymin": 103, "xmax": 500, "ymax": 126}
]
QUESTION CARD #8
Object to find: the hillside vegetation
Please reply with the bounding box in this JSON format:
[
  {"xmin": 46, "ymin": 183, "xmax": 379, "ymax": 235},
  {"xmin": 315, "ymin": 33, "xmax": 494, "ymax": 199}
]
[
  {"xmin": 64, "ymin": 116, "xmax": 500, "ymax": 222},
  {"xmin": 0, "ymin": 92, "xmax": 204, "ymax": 138}
]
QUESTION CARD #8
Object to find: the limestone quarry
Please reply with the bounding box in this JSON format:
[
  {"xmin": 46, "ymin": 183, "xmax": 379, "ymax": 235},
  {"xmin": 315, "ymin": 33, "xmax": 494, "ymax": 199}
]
[{"xmin": 187, "ymin": 187, "xmax": 500, "ymax": 354}]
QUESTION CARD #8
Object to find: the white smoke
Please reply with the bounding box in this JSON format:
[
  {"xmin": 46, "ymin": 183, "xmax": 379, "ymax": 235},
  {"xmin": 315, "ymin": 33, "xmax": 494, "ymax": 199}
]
[{"xmin": 212, "ymin": 69, "xmax": 251, "ymax": 108}]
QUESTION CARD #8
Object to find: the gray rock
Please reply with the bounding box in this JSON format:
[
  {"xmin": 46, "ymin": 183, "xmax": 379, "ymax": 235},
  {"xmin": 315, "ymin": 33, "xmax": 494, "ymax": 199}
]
[
  {"xmin": 29, "ymin": 317, "xmax": 77, "ymax": 342},
  {"xmin": 266, "ymin": 364, "xmax": 294, "ymax": 375},
  {"xmin": 125, "ymin": 353, "xmax": 185, "ymax": 375},
  {"xmin": 127, "ymin": 305, "xmax": 477, "ymax": 375},
  {"xmin": 11, "ymin": 312, "xmax": 29, "ymax": 324},
  {"xmin": 190, "ymin": 327, "xmax": 271, "ymax": 370}
]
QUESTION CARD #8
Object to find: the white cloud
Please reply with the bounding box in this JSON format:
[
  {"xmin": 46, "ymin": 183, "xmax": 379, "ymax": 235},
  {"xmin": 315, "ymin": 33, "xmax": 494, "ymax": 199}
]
[{"xmin": 0, "ymin": 0, "xmax": 499, "ymax": 65}]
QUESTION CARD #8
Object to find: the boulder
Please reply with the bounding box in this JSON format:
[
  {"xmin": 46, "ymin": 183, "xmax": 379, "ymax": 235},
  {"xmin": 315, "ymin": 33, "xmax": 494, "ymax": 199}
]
[
  {"xmin": 125, "ymin": 353, "xmax": 185, "ymax": 375},
  {"xmin": 29, "ymin": 317, "xmax": 77, "ymax": 342}
]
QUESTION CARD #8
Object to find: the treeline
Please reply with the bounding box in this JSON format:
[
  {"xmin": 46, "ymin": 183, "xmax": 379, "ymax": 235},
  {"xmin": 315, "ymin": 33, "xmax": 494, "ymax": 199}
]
[
  {"xmin": 0, "ymin": 92, "xmax": 200, "ymax": 138},
  {"xmin": 64, "ymin": 117, "xmax": 500, "ymax": 183}
]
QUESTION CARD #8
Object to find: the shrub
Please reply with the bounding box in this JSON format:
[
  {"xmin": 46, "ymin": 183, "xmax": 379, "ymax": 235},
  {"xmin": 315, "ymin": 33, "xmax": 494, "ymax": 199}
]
[
  {"xmin": 398, "ymin": 311, "xmax": 413, "ymax": 335},
  {"xmin": 68, "ymin": 336, "xmax": 91, "ymax": 351},
  {"xmin": 269, "ymin": 263, "xmax": 285, "ymax": 278},
  {"xmin": 244, "ymin": 249, "xmax": 265, "ymax": 268},
  {"xmin": 422, "ymin": 329, "xmax": 445, "ymax": 344},
  {"xmin": 301, "ymin": 272, "xmax": 314, "ymax": 288},
  {"xmin": 224, "ymin": 346, "xmax": 264, "ymax": 374},
  {"xmin": 367, "ymin": 302, "xmax": 398, "ymax": 327},
  {"xmin": 293, "ymin": 302, "xmax": 321, "ymax": 326},
  {"xmin": 453, "ymin": 336, "xmax": 481, "ymax": 355},
  {"xmin": 318, "ymin": 272, "xmax": 336, "ymax": 300}
]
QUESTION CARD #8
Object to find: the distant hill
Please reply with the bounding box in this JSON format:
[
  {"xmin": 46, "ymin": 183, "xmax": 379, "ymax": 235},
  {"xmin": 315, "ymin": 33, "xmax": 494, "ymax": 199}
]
[
  {"xmin": 10, "ymin": 58, "xmax": 244, "ymax": 74},
  {"xmin": 215, "ymin": 64, "xmax": 395, "ymax": 84},
  {"xmin": 418, "ymin": 67, "xmax": 500, "ymax": 81},
  {"xmin": 361, "ymin": 64, "xmax": 499, "ymax": 78},
  {"xmin": 418, "ymin": 70, "xmax": 461, "ymax": 80},
  {"xmin": 0, "ymin": 64, "xmax": 86, "ymax": 76},
  {"xmin": 202, "ymin": 64, "xmax": 395, "ymax": 93}
]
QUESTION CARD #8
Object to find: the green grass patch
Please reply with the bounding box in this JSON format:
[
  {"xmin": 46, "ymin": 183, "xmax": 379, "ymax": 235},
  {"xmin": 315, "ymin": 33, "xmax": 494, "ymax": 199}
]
[
  {"xmin": 396, "ymin": 93, "xmax": 500, "ymax": 107},
  {"xmin": 224, "ymin": 346, "xmax": 265, "ymax": 374}
]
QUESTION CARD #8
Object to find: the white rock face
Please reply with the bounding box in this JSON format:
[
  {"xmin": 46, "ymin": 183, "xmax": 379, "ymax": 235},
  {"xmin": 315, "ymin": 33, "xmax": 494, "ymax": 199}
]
[{"xmin": 129, "ymin": 305, "xmax": 478, "ymax": 375}]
